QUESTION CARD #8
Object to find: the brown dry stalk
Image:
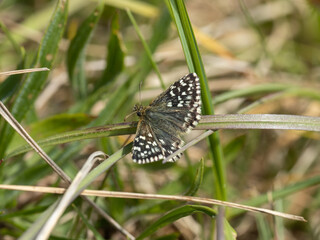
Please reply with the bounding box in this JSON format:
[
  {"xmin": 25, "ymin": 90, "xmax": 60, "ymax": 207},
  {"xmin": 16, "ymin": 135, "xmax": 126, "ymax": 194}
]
[
  {"xmin": 0, "ymin": 68, "xmax": 49, "ymax": 76},
  {"xmin": 0, "ymin": 184, "xmax": 306, "ymax": 222}
]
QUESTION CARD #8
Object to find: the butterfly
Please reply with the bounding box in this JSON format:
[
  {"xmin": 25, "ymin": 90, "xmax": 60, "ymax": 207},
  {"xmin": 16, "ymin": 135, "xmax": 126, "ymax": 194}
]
[{"xmin": 132, "ymin": 73, "xmax": 201, "ymax": 164}]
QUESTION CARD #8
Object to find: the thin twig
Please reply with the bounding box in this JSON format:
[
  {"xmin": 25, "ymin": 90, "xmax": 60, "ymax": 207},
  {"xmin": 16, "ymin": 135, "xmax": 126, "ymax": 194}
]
[
  {"xmin": 0, "ymin": 184, "xmax": 307, "ymax": 222},
  {"xmin": 0, "ymin": 68, "xmax": 49, "ymax": 76}
]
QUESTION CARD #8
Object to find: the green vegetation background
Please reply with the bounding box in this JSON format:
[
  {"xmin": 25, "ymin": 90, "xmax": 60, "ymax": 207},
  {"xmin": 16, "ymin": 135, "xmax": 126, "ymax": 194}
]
[{"xmin": 0, "ymin": 0, "xmax": 320, "ymax": 239}]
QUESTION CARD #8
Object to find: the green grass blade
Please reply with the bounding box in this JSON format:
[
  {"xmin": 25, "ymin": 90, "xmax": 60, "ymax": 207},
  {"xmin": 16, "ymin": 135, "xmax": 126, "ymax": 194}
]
[
  {"xmin": 184, "ymin": 158, "xmax": 204, "ymax": 196},
  {"xmin": 224, "ymin": 219, "xmax": 237, "ymax": 240},
  {"xmin": 229, "ymin": 175, "xmax": 320, "ymax": 218},
  {"xmin": 166, "ymin": 1, "xmax": 193, "ymax": 69},
  {"xmin": 0, "ymin": 205, "xmax": 48, "ymax": 220},
  {"xmin": 6, "ymin": 122, "xmax": 136, "ymax": 158},
  {"xmin": 256, "ymin": 214, "xmax": 273, "ymax": 240},
  {"xmin": 19, "ymin": 147, "xmax": 131, "ymax": 240},
  {"xmin": 66, "ymin": 1, "xmax": 104, "ymax": 98},
  {"xmin": 0, "ymin": 0, "xmax": 68, "ymax": 158},
  {"xmin": 19, "ymin": 202, "xmax": 60, "ymax": 240},
  {"xmin": 103, "ymin": 0, "xmax": 159, "ymax": 18},
  {"xmin": 7, "ymin": 113, "xmax": 319, "ymax": 159},
  {"xmin": 127, "ymin": 9, "xmax": 165, "ymax": 89},
  {"xmin": 77, "ymin": 143, "xmax": 132, "ymax": 190},
  {"xmin": 136, "ymin": 205, "xmax": 216, "ymax": 240},
  {"xmin": 97, "ymin": 13, "xmax": 125, "ymax": 88},
  {"xmin": 214, "ymin": 84, "xmax": 320, "ymax": 106},
  {"xmin": 0, "ymin": 22, "xmax": 26, "ymax": 102},
  {"xmin": 0, "ymin": 62, "xmax": 25, "ymax": 102},
  {"xmin": 198, "ymin": 114, "xmax": 320, "ymax": 132},
  {"xmin": 73, "ymin": 204, "xmax": 105, "ymax": 240},
  {"xmin": 89, "ymin": 76, "xmax": 134, "ymax": 126},
  {"xmin": 214, "ymin": 83, "xmax": 290, "ymax": 105},
  {"xmin": 166, "ymin": 0, "xmax": 226, "ymax": 201},
  {"xmin": 0, "ymin": 22, "xmax": 24, "ymax": 57},
  {"xmin": 274, "ymin": 199, "xmax": 285, "ymax": 240},
  {"xmin": 132, "ymin": 7, "xmax": 171, "ymax": 88},
  {"xmin": 6, "ymin": 113, "xmax": 92, "ymax": 153}
]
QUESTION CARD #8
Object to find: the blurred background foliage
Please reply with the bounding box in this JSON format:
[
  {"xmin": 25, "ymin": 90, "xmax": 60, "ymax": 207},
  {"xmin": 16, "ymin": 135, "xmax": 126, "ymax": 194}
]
[{"xmin": 0, "ymin": 0, "xmax": 320, "ymax": 239}]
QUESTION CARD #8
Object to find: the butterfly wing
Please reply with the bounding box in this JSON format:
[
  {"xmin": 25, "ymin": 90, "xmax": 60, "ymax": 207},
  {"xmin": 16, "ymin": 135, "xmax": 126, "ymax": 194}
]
[
  {"xmin": 132, "ymin": 119, "xmax": 182, "ymax": 164},
  {"xmin": 148, "ymin": 73, "xmax": 201, "ymax": 133},
  {"xmin": 132, "ymin": 73, "xmax": 201, "ymax": 164}
]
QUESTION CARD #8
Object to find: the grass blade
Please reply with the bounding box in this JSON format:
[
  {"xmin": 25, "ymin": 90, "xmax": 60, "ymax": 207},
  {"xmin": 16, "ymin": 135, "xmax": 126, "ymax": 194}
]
[
  {"xmin": 166, "ymin": 0, "xmax": 226, "ymax": 201},
  {"xmin": 97, "ymin": 13, "xmax": 125, "ymax": 89},
  {"xmin": 184, "ymin": 158, "xmax": 204, "ymax": 196},
  {"xmin": 136, "ymin": 205, "xmax": 216, "ymax": 240},
  {"xmin": 66, "ymin": 1, "xmax": 104, "ymax": 98},
  {"xmin": 0, "ymin": 0, "xmax": 68, "ymax": 158}
]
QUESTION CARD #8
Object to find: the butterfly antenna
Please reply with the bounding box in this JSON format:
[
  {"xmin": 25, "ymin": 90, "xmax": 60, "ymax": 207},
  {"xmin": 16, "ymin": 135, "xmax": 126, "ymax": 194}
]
[
  {"xmin": 124, "ymin": 82, "xmax": 142, "ymax": 121},
  {"xmin": 139, "ymin": 81, "xmax": 143, "ymax": 106}
]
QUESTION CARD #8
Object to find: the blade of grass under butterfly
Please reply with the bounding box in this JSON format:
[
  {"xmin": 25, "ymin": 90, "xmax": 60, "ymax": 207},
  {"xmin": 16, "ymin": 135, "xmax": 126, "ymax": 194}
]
[
  {"xmin": 5, "ymin": 121, "xmax": 136, "ymax": 158},
  {"xmin": 8, "ymin": 113, "xmax": 320, "ymax": 159},
  {"xmin": 198, "ymin": 114, "xmax": 320, "ymax": 132}
]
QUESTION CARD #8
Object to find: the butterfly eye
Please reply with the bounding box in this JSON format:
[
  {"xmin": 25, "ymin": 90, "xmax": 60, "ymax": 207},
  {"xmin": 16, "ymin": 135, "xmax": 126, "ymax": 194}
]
[{"xmin": 137, "ymin": 111, "xmax": 142, "ymax": 117}]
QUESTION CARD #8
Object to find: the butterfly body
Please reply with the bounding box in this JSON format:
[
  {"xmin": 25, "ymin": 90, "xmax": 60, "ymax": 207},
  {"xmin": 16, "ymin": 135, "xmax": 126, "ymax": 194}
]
[{"xmin": 132, "ymin": 73, "xmax": 201, "ymax": 164}]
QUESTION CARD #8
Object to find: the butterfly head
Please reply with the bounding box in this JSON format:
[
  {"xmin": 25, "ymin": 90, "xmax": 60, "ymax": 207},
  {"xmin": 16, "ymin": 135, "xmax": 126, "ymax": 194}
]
[{"xmin": 133, "ymin": 104, "xmax": 145, "ymax": 118}]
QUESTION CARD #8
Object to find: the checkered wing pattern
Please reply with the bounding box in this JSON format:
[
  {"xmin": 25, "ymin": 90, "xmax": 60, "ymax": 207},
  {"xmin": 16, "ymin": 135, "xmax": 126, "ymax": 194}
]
[
  {"xmin": 132, "ymin": 73, "xmax": 201, "ymax": 164},
  {"xmin": 132, "ymin": 120, "xmax": 183, "ymax": 164}
]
